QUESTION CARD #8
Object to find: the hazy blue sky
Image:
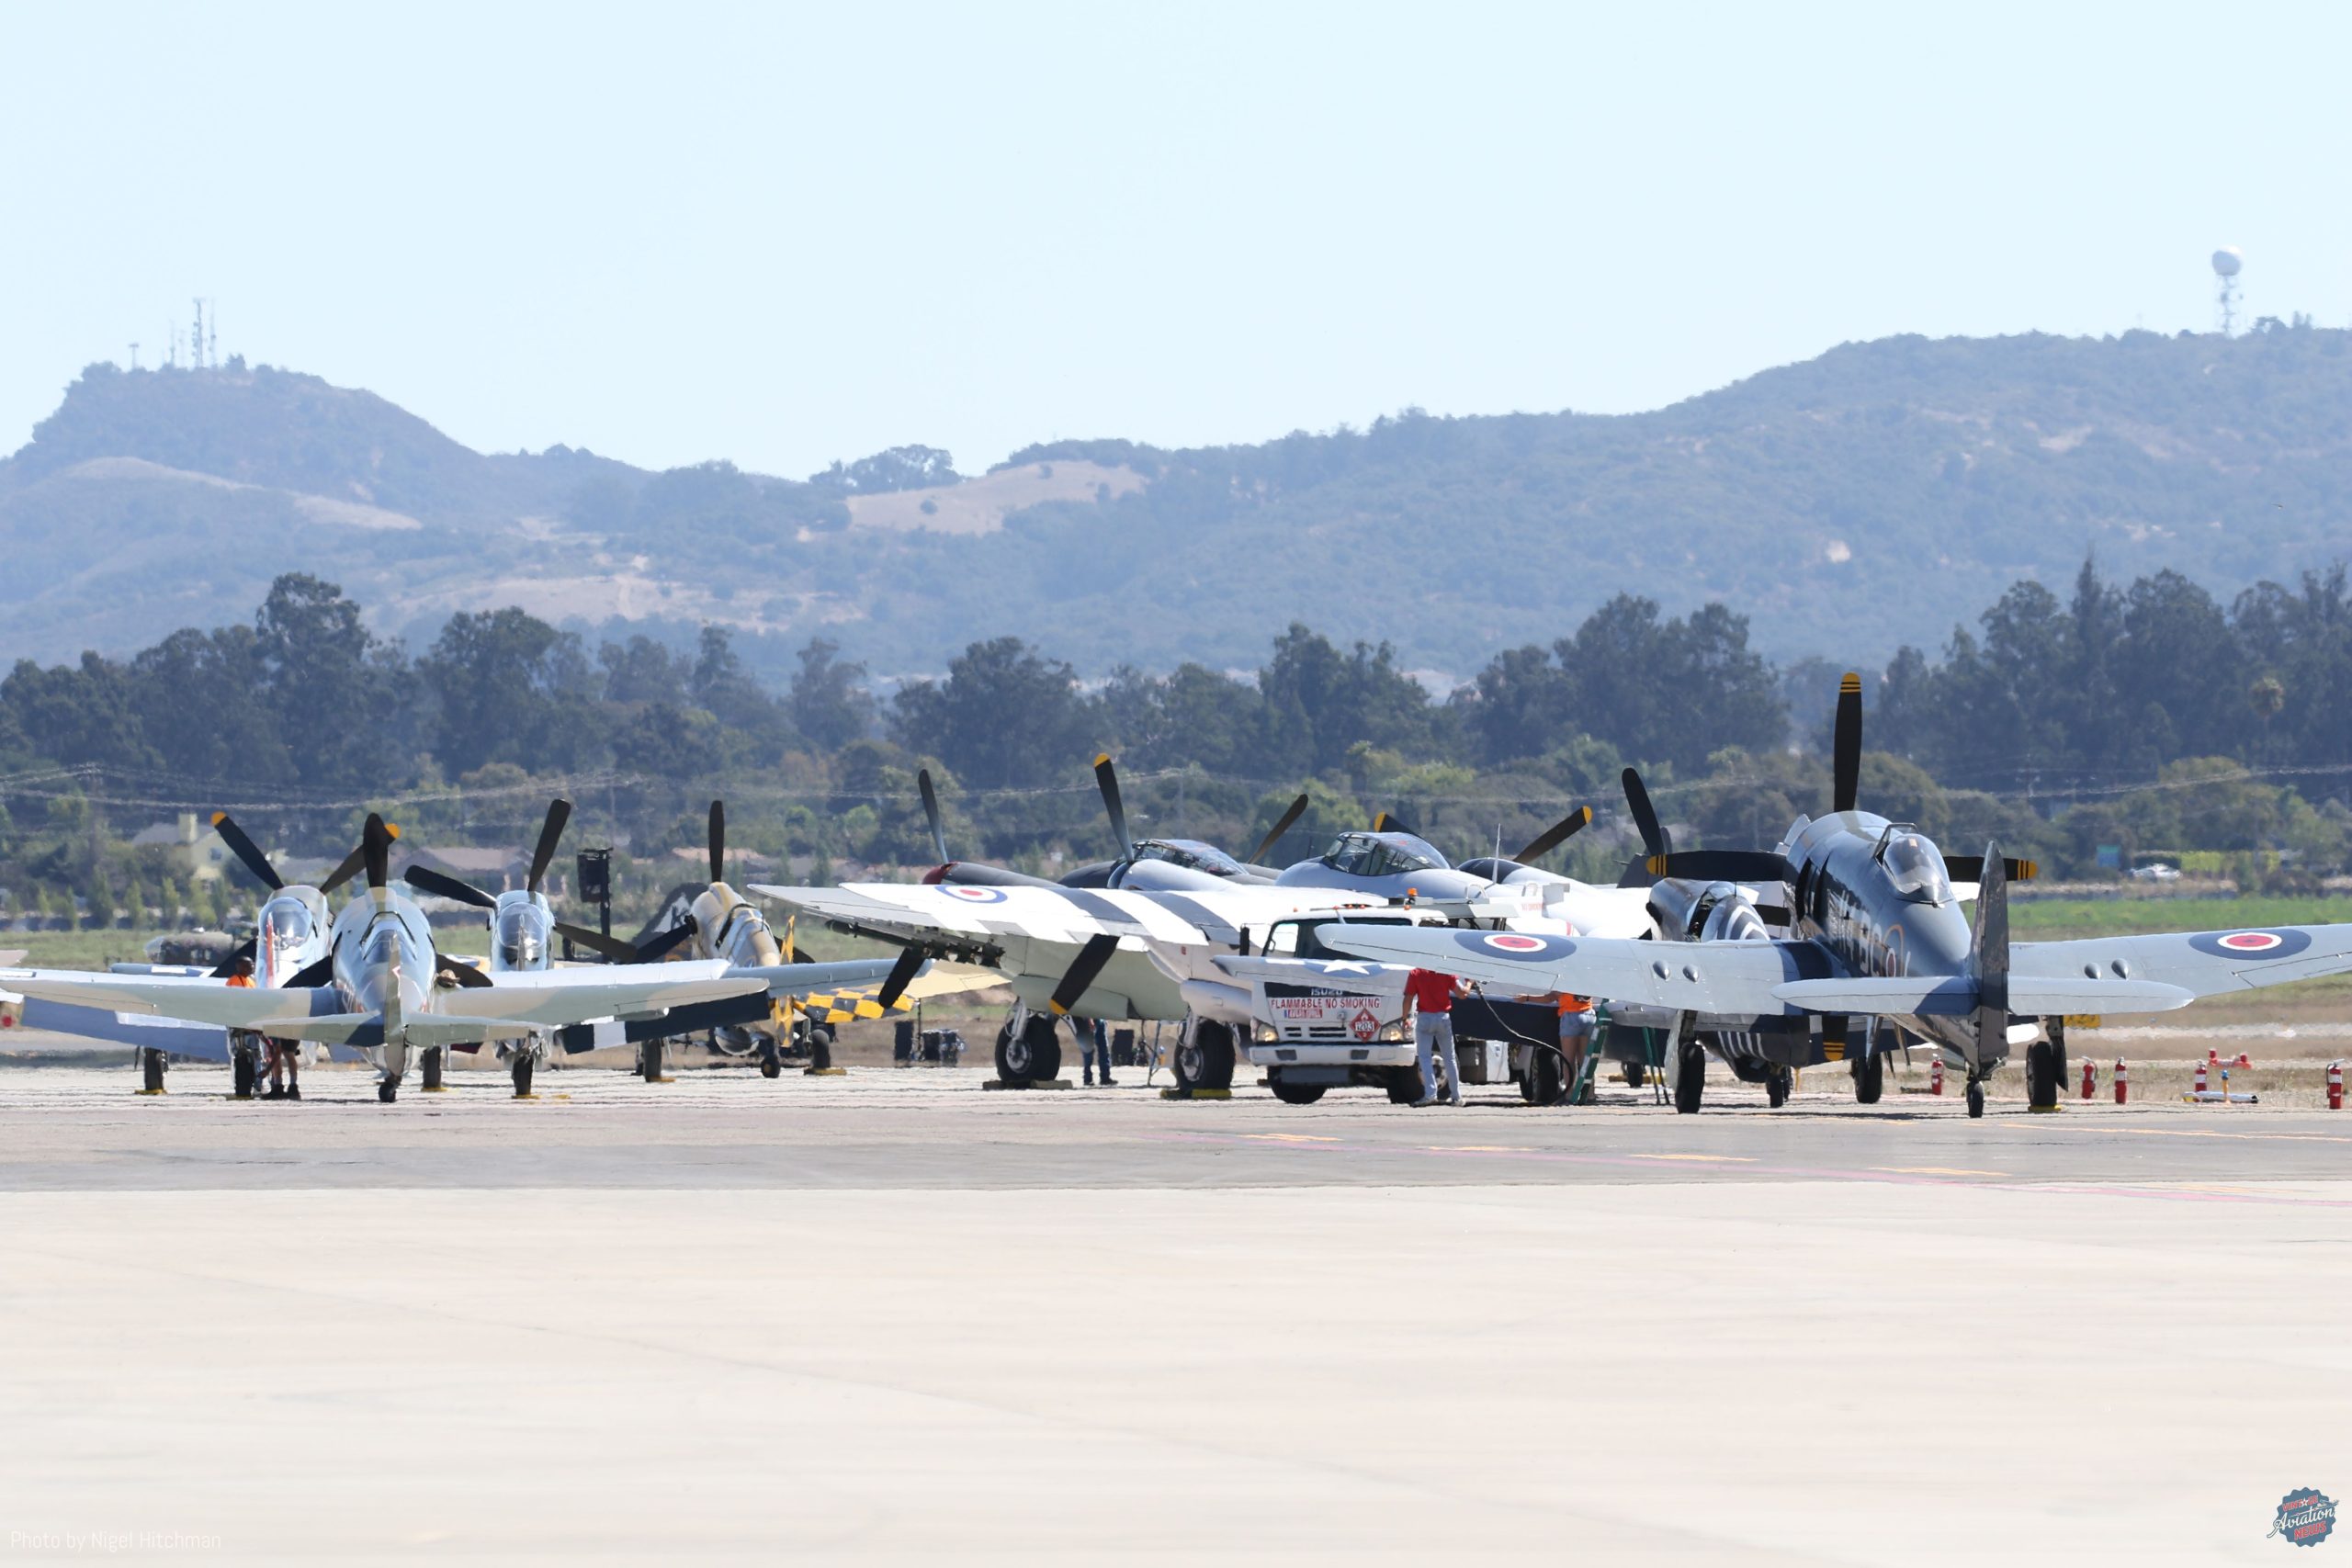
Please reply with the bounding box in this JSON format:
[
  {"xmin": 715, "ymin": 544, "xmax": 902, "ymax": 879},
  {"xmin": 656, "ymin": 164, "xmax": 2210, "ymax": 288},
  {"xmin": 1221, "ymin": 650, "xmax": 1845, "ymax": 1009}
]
[{"xmin": 4, "ymin": 2, "xmax": 2348, "ymax": 479}]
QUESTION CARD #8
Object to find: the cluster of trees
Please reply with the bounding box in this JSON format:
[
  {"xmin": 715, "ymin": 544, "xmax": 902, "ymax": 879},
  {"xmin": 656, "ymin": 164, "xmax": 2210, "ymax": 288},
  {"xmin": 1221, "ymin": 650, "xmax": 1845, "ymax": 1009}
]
[{"xmin": 4, "ymin": 558, "xmax": 2352, "ymax": 929}]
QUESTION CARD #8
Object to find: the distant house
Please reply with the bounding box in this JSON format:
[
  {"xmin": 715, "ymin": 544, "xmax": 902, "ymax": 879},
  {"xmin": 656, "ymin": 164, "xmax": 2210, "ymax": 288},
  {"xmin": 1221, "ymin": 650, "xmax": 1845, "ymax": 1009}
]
[{"xmin": 125, "ymin": 813, "xmax": 239, "ymax": 884}]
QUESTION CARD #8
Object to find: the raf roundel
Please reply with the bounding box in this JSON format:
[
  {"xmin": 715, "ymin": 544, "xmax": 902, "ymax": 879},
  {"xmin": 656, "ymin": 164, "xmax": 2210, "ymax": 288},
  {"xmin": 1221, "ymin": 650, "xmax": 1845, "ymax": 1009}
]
[
  {"xmin": 1453, "ymin": 929, "xmax": 1572, "ymax": 963},
  {"xmin": 2188, "ymin": 928, "xmax": 2310, "ymax": 961},
  {"xmin": 2218, "ymin": 931, "xmax": 2282, "ymax": 952},
  {"xmin": 944, "ymin": 886, "xmax": 1009, "ymax": 904}
]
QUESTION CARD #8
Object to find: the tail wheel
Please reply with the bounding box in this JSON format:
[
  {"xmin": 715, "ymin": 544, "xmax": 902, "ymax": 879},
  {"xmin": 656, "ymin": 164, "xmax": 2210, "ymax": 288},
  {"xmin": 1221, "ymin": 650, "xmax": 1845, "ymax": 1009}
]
[
  {"xmin": 1965, "ymin": 1079, "xmax": 1986, "ymax": 1119},
  {"xmin": 378, "ymin": 1077, "xmax": 400, "ymax": 1104},
  {"xmin": 758, "ymin": 1042, "xmax": 783, "ymax": 1079},
  {"xmin": 1673, "ymin": 1043, "xmax": 1706, "ymax": 1114},
  {"xmin": 1524, "ymin": 1046, "xmax": 1567, "ymax": 1107},
  {"xmin": 1851, "ymin": 1051, "xmax": 1884, "ymax": 1105},
  {"xmin": 1173, "ymin": 1020, "xmax": 1235, "ymax": 1092}
]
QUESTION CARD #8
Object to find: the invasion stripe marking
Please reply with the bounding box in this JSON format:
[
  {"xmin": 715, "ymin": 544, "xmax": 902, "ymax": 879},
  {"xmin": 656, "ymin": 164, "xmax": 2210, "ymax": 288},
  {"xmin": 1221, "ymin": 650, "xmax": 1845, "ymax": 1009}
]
[{"xmin": 1138, "ymin": 891, "xmax": 1242, "ymax": 946}]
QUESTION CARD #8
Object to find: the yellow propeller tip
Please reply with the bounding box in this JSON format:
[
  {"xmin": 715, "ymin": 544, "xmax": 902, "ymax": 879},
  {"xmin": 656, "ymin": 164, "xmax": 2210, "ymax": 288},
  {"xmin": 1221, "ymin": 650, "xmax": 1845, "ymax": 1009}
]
[{"xmin": 1093, "ymin": 752, "xmax": 1113, "ymax": 767}]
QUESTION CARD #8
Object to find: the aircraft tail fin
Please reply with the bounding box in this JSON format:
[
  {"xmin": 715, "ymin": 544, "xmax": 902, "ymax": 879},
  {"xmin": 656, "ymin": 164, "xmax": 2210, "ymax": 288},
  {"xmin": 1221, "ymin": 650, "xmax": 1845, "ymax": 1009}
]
[{"xmin": 1964, "ymin": 841, "xmax": 2009, "ymax": 1072}]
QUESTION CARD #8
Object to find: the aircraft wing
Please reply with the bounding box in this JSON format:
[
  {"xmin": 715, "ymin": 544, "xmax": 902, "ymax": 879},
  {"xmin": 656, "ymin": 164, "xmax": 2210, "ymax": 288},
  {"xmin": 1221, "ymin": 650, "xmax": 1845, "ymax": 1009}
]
[
  {"xmin": 752, "ymin": 881, "xmax": 1366, "ymax": 952},
  {"xmin": 1312, "ymin": 925, "xmax": 1833, "ymax": 1014},
  {"xmin": 451, "ymin": 965, "xmax": 767, "ymax": 1026},
  {"xmin": 0, "ymin": 969, "xmax": 344, "ymax": 1032},
  {"xmin": 2010, "ymin": 924, "xmax": 2352, "ymax": 999},
  {"xmin": 728, "ymin": 957, "xmax": 905, "ymax": 999}
]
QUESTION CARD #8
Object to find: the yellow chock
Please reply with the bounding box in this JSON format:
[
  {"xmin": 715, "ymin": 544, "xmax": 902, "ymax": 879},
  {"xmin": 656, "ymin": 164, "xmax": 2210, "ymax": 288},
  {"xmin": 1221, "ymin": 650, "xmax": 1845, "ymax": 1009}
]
[
  {"xmin": 1160, "ymin": 1087, "xmax": 1233, "ymax": 1100},
  {"xmin": 134, "ymin": 1089, "xmax": 167, "ymax": 1097},
  {"xmin": 2029, "ymin": 1103, "xmax": 2062, "ymax": 1114},
  {"xmin": 422, "ymin": 1085, "xmax": 452, "ymax": 1093},
  {"xmin": 513, "ymin": 1093, "xmax": 540, "ymax": 1102},
  {"xmin": 983, "ymin": 1078, "xmax": 1071, "ymax": 1090},
  {"xmin": 803, "ymin": 1066, "xmax": 849, "ymax": 1077},
  {"xmin": 649, "ymin": 1076, "xmax": 677, "ymax": 1085}
]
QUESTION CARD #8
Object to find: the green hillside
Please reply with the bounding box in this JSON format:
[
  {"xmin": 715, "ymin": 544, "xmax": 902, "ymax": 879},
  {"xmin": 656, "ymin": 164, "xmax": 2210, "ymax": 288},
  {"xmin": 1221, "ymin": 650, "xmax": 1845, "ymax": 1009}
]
[{"xmin": 5, "ymin": 326, "xmax": 2349, "ymax": 682}]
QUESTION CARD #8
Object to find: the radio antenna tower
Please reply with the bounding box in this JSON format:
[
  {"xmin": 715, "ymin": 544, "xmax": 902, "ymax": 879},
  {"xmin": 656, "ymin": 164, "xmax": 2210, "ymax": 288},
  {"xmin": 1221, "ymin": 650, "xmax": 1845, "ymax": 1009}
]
[
  {"xmin": 189, "ymin": 299, "xmax": 207, "ymax": 370},
  {"xmin": 129, "ymin": 342, "xmax": 140, "ymax": 371},
  {"xmin": 2211, "ymin": 247, "xmax": 2243, "ymax": 336}
]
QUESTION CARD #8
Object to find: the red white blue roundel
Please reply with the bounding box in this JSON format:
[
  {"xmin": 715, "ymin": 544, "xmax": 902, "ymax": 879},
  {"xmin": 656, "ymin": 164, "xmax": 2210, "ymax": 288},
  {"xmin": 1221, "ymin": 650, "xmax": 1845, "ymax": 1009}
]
[
  {"xmin": 944, "ymin": 886, "xmax": 1009, "ymax": 903},
  {"xmin": 1454, "ymin": 929, "xmax": 1573, "ymax": 962},
  {"xmin": 2188, "ymin": 928, "xmax": 2311, "ymax": 961}
]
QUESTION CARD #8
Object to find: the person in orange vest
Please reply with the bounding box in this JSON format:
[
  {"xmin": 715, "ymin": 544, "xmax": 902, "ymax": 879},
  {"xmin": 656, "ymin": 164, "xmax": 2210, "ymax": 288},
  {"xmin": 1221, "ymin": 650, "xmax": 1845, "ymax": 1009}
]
[
  {"xmin": 226, "ymin": 956, "xmax": 300, "ymax": 1101},
  {"xmin": 1555, "ymin": 989, "xmax": 1596, "ymax": 1103}
]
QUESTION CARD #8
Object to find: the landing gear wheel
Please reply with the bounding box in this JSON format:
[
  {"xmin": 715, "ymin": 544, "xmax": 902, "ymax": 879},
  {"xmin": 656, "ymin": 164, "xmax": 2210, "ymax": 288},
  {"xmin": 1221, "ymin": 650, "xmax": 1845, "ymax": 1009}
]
[
  {"xmin": 1673, "ymin": 1043, "xmax": 1706, "ymax": 1114},
  {"xmin": 1851, "ymin": 1050, "xmax": 1883, "ymax": 1105},
  {"xmin": 1269, "ymin": 1072, "xmax": 1326, "ymax": 1106},
  {"xmin": 641, "ymin": 1038, "xmax": 665, "ymax": 1083},
  {"xmin": 378, "ymin": 1077, "xmax": 400, "ymax": 1104},
  {"xmin": 140, "ymin": 1046, "xmax": 166, "ymax": 1094},
  {"xmin": 758, "ymin": 1042, "xmax": 783, "ymax": 1079},
  {"xmin": 1524, "ymin": 1046, "xmax": 1567, "ymax": 1107},
  {"xmin": 1385, "ymin": 1067, "xmax": 1423, "ymax": 1104},
  {"xmin": 1965, "ymin": 1078, "xmax": 1985, "ymax": 1119},
  {"xmin": 421, "ymin": 1046, "xmax": 445, "ymax": 1092},
  {"xmin": 2026, "ymin": 1041, "xmax": 2058, "ymax": 1110},
  {"xmin": 1766, "ymin": 1066, "xmax": 1792, "ymax": 1109},
  {"xmin": 1172, "ymin": 1020, "xmax": 1234, "ymax": 1092},
  {"xmin": 512, "ymin": 1055, "xmax": 534, "ymax": 1098},
  {"xmin": 995, "ymin": 1013, "xmax": 1063, "ymax": 1087},
  {"xmin": 1623, "ymin": 1060, "xmax": 1647, "ymax": 1089},
  {"xmin": 232, "ymin": 1051, "xmax": 257, "ymax": 1099}
]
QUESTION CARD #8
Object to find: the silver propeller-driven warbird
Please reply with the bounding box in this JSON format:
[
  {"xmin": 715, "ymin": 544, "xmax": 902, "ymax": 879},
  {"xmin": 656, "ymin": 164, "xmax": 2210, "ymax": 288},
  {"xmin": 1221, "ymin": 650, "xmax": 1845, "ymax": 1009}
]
[
  {"xmin": 2, "ymin": 814, "xmax": 778, "ymax": 1103},
  {"xmin": 1320, "ymin": 671, "xmax": 2352, "ymax": 1117}
]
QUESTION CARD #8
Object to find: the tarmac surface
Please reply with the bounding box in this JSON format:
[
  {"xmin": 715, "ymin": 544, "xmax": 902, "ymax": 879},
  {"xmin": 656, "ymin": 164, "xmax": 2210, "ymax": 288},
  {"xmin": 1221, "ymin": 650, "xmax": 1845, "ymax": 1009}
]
[{"xmin": 3, "ymin": 1062, "xmax": 2347, "ymax": 1564}]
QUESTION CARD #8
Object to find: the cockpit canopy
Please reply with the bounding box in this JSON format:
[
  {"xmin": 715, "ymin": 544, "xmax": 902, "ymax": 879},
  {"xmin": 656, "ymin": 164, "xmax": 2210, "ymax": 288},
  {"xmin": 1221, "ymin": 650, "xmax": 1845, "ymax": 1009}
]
[
  {"xmin": 1136, "ymin": 839, "xmax": 1246, "ymax": 878},
  {"xmin": 1322, "ymin": 831, "xmax": 1450, "ymax": 879},
  {"xmin": 260, "ymin": 901, "xmax": 315, "ymax": 954},
  {"xmin": 1880, "ymin": 831, "xmax": 1954, "ymax": 905}
]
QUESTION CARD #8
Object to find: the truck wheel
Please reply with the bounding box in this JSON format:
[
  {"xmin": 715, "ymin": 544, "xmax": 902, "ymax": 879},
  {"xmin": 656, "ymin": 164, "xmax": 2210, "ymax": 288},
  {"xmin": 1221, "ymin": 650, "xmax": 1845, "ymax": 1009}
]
[
  {"xmin": 1524, "ymin": 1046, "xmax": 1567, "ymax": 1107},
  {"xmin": 1173, "ymin": 1021, "xmax": 1235, "ymax": 1092},
  {"xmin": 1673, "ymin": 1043, "xmax": 1706, "ymax": 1114},
  {"xmin": 1385, "ymin": 1067, "xmax": 1422, "ymax": 1104},
  {"xmin": 1851, "ymin": 1051, "xmax": 1884, "ymax": 1105},
  {"xmin": 1269, "ymin": 1072, "xmax": 1325, "ymax": 1106}
]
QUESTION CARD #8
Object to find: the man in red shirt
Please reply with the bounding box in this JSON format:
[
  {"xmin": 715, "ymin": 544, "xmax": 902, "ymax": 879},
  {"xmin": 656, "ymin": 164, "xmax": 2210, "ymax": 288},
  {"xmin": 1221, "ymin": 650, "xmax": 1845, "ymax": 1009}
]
[{"xmin": 1402, "ymin": 966, "xmax": 1469, "ymax": 1107}]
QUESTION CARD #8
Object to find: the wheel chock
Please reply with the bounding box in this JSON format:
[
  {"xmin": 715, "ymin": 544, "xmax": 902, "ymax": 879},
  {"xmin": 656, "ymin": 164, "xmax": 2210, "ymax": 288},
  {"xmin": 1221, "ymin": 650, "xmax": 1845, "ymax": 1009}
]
[
  {"xmin": 983, "ymin": 1078, "xmax": 1072, "ymax": 1090},
  {"xmin": 513, "ymin": 1093, "xmax": 540, "ymax": 1101},
  {"xmin": 422, "ymin": 1085, "xmax": 452, "ymax": 1093},
  {"xmin": 2028, "ymin": 1102, "xmax": 2062, "ymax": 1113},
  {"xmin": 134, "ymin": 1089, "xmax": 167, "ymax": 1096},
  {"xmin": 1160, "ymin": 1087, "xmax": 1233, "ymax": 1100},
  {"xmin": 803, "ymin": 1066, "xmax": 848, "ymax": 1077}
]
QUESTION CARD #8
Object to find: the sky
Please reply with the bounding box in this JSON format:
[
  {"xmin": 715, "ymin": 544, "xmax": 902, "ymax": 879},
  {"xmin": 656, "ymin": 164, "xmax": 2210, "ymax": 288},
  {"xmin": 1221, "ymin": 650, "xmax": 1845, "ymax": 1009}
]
[{"xmin": 4, "ymin": 2, "xmax": 2351, "ymax": 479}]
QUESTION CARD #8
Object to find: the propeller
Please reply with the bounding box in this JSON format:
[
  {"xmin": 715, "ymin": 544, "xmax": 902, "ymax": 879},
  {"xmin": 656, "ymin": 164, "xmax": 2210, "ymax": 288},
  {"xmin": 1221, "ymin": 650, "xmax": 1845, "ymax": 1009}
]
[
  {"xmin": 361, "ymin": 814, "xmax": 395, "ymax": 893},
  {"xmin": 1094, "ymin": 754, "xmax": 1134, "ymax": 858},
  {"xmin": 209, "ymin": 812, "xmax": 285, "ymax": 892},
  {"xmin": 707, "ymin": 799, "xmax": 726, "ymax": 885},
  {"xmin": 557, "ymin": 915, "xmax": 700, "ymax": 965},
  {"xmin": 404, "ymin": 864, "xmax": 496, "ymax": 909},
  {"xmin": 1244, "ymin": 793, "xmax": 1310, "ymax": 867},
  {"xmin": 917, "ymin": 769, "xmax": 951, "ymax": 864},
  {"xmin": 207, "ymin": 936, "xmax": 257, "ymax": 979},
  {"xmin": 1644, "ymin": 849, "xmax": 1794, "ymax": 884},
  {"xmin": 873, "ymin": 943, "xmax": 928, "ymax": 1010},
  {"xmin": 1619, "ymin": 768, "xmax": 1672, "ymax": 887},
  {"xmin": 632, "ymin": 918, "xmax": 698, "ymax": 962},
  {"xmin": 321, "ymin": 818, "xmax": 399, "ymax": 896},
  {"xmin": 1047, "ymin": 932, "xmax": 1122, "ymax": 1016},
  {"xmin": 1512, "ymin": 806, "xmax": 1592, "ymax": 865},
  {"xmin": 1372, "ymin": 809, "xmax": 1416, "ymax": 836},
  {"xmin": 527, "ymin": 798, "xmax": 571, "ymax": 893},
  {"xmin": 1832, "ymin": 670, "xmax": 1863, "ymax": 815},
  {"xmin": 1944, "ymin": 854, "xmax": 2039, "ymax": 884}
]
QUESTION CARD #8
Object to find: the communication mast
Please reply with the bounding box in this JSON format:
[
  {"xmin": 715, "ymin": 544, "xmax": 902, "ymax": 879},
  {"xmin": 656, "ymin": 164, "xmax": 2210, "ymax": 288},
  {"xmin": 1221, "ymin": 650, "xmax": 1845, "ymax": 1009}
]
[
  {"xmin": 2212, "ymin": 247, "xmax": 2243, "ymax": 336},
  {"xmin": 189, "ymin": 299, "xmax": 208, "ymax": 370},
  {"xmin": 129, "ymin": 342, "xmax": 140, "ymax": 371}
]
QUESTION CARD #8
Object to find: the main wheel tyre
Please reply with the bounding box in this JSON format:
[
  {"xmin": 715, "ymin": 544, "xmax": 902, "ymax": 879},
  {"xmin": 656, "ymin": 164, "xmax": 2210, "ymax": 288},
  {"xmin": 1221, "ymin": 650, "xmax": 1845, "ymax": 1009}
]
[
  {"xmin": 1965, "ymin": 1079, "xmax": 1985, "ymax": 1119},
  {"xmin": 232, "ymin": 1052, "xmax": 257, "ymax": 1099},
  {"xmin": 1173, "ymin": 1021, "xmax": 1235, "ymax": 1092},
  {"xmin": 641, "ymin": 1039, "xmax": 665, "ymax": 1082},
  {"xmin": 421, "ymin": 1046, "xmax": 445, "ymax": 1092},
  {"xmin": 1525, "ymin": 1046, "xmax": 1567, "ymax": 1107},
  {"xmin": 1851, "ymin": 1050, "xmax": 1884, "ymax": 1105},
  {"xmin": 141, "ymin": 1047, "xmax": 166, "ymax": 1093},
  {"xmin": 1673, "ymin": 1043, "xmax": 1706, "ymax": 1114},
  {"xmin": 378, "ymin": 1077, "xmax": 400, "ymax": 1104},
  {"xmin": 995, "ymin": 1014, "xmax": 1063, "ymax": 1086},
  {"xmin": 1766, "ymin": 1066, "xmax": 1791, "ymax": 1108},
  {"xmin": 1385, "ymin": 1067, "xmax": 1423, "ymax": 1104},
  {"xmin": 1269, "ymin": 1073, "xmax": 1326, "ymax": 1106},
  {"xmin": 1623, "ymin": 1060, "xmax": 1647, "ymax": 1089},
  {"xmin": 512, "ymin": 1055, "xmax": 534, "ymax": 1098},
  {"xmin": 2026, "ymin": 1041, "xmax": 2058, "ymax": 1109}
]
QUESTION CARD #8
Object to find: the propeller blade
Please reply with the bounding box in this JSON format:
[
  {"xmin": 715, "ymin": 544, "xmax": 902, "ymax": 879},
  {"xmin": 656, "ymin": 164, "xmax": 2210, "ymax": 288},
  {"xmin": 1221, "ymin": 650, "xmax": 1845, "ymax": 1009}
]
[
  {"xmin": 1047, "ymin": 932, "xmax": 1121, "ymax": 1017},
  {"xmin": 708, "ymin": 799, "xmax": 726, "ymax": 885},
  {"xmin": 207, "ymin": 936, "xmax": 257, "ymax": 978},
  {"xmin": 1512, "ymin": 806, "xmax": 1593, "ymax": 865},
  {"xmin": 554, "ymin": 920, "xmax": 639, "ymax": 963},
  {"xmin": 873, "ymin": 944, "xmax": 928, "ymax": 1010},
  {"xmin": 209, "ymin": 812, "xmax": 285, "ymax": 892},
  {"xmin": 283, "ymin": 953, "xmax": 335, "ymax": 989},
  {"xmin": 318, "ymin": 841, "xmax": 368, "ymax": 896},
  {"xmin": 528, "ymin": 798, "xmax": 572, "ymax": 893},
  {"xmin": 403, "ymin": 864, "xmax": 498, "ymax": 909},
  {"xmin": 1621, "ymin": 768, "xmax": 1669, "ymax": 858},
  {"xmin": 1832, "ymin": 670, "xmax": 1863, "ymax": 814},
  {"xmin": 633, "ymin": 916, "xmax": 698, "ymax": 963},
  {"xmin": 1093, "ymin": 753, "xmax": 1133, "ymax": 858},
  {"xmin": 361, "ymin": 814, "xmax": 394, "ymax": 892},
  {"xmin": 917, "ymin": 769, "xmax": 950, "ymax": 864},
  {"xmin": 1372, "ymin": 809, "xmax": 1417, "ymax": 836},
  {"xmin": 1644, "ymin": 850, "xmax": 1794, "ymax": 884},
  {"xmin": 435, "ymin": 956, "xmax": 495, "ymax": 989},
  {"xmin": 1244, "ymin": 794, "xmax": 1310, "ymax": 867}
]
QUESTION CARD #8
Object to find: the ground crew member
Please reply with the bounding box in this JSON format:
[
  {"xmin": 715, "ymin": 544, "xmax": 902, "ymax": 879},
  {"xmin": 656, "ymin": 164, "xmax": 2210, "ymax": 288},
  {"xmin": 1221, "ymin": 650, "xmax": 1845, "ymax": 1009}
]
[
  {"xmin": 1555, "ymin": 989, "xmax": 1596, "ymax": 1103},
  {"xmin": 227, "ymin": 958, "xmax": 299, "ymax": 1101},
  {"xmin": 1402, "ymin": 966, "xmax": 1468, "ymax": 1107},
  {"xmin": 1077, "ymin": 1016, "xmax": 1116, "ymax": 1087}
]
